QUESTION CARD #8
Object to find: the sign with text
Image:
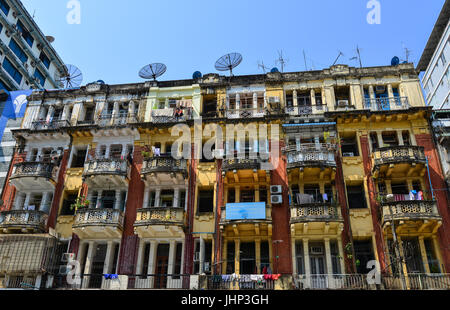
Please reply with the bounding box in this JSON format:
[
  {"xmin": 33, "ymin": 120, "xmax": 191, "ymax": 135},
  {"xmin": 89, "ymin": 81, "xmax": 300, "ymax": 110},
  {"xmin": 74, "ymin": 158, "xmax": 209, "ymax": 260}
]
[{"xmin": 225, "ymin": 202, "xmax": 266, "ymax": 220}]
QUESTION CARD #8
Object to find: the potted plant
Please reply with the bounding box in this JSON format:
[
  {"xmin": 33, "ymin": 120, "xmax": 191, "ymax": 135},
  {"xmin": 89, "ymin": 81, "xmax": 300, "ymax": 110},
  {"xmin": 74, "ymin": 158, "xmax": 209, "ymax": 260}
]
[{"xmin": 70, "ymin": 196, "xmax": 90, "ymax": 212}]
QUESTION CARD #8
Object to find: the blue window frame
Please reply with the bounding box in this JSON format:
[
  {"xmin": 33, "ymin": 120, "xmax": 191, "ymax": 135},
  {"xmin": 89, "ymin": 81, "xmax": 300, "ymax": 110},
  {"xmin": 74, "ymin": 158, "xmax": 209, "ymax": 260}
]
[
  {"xmin": 16, "ymin": 20, "xmax": 34, "ymax": 47},
  {"xmin": 2, "ymin": 57, "xmax": 22, "ymax": 85},
  {"xmin": 34, "ymin": 68, "xmax": 45, "ymax": 87},
  {"xmin": 0, "ymin": 0, "xmax": 10, "ymax": 16},
  {"xmin": 8, "ymin": 39, "xmax": 28, "ymax": 64},
  {"xmin": 39, "ymin": 52, "xmax": 50, "ymax": 69}
]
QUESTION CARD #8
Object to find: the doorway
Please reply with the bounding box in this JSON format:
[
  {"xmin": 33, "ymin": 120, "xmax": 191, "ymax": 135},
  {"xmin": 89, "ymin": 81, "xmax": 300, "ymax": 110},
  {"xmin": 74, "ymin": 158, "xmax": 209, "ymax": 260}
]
[
  {"xmin": 155, "ymin": 244, "xmax": 170, "ymax": 288},
  {"xmin": 240, "ymin": 242, "xmax": 256, "ymax": 274}
]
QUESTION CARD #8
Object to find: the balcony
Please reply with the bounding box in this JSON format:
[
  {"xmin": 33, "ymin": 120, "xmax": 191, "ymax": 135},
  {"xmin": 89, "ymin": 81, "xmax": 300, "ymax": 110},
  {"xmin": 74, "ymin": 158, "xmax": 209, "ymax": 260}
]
[
  {"xmin": 364, "ymin": 97, "xmax": 409, "ymax": 111},
  {"xmin": 380, "ymin": 200, "xmax": 442, "ymax": 233},
  {"xmin": 222, "ymin": 155, "xmax": 268, "ymax": 172},
  {"xmin": 31, "ymin": 119, "xmax": 70, "ymax": 130},
  {"xmin": 9, "ymin": 162, "xmax": 57, "ymax": 191},
  {"xmin": 0, "ymin": 210, "xmax": 48, "ymax": 234},
  {"xmin": 286, "ymin": 104, "xmax": 328, "ymax": 116},
  {"xmin": 220, "ymin": 202, "xmax": 272, "ymax": 237},
  {"xmin": 83, "ymin": 158, "xmax": 130, "ymax": 187},
  {"xmin": 96, "ymin": 113, "xmax": 138, "ymax": 127},
  {"xmin": 290, "ymin": 203, "xmax": 343, "ymax": 235},
  {"xmin": 141, "ymin": 157, "xmax": 188, "ymax": 186},
  {"xmin": 225, "ymin": 108, "xmax": 266, "ymax": 119},
  {"xmin": 285, "ymin": 144, "xmax": 336, "ymax": 169},
  {"xmin": 372, "ymin": 146, "xmax": 426, "ymax": 178},
  {"xmin": 72, "ymin": 208, "xmax": 124, "ymax": 239},
  {"xmin": 134, "ymin": 207, "xmax": 185, "ymax": 238},
  {"xmin": 151, "ymin": 108, "xmax": 192, "ymax": 123}
]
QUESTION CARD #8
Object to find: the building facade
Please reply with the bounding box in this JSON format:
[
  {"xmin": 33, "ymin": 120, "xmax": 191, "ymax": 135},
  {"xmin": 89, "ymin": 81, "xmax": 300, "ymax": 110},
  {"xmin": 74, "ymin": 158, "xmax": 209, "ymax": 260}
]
[
  {"xmin": 0, "ymin": 63, "xmax": 449, "ymax": 290},
  {"xmin": 0, "ymin": 0, "xmax": 66, "ymax": 195}
]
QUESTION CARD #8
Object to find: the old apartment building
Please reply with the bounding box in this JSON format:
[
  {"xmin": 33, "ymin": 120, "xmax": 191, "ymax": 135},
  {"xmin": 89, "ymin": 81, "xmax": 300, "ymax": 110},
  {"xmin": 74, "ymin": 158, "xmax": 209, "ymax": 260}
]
[{"xmin": 0, "ymin": 63, "xmax": 449, "ymax": 290}]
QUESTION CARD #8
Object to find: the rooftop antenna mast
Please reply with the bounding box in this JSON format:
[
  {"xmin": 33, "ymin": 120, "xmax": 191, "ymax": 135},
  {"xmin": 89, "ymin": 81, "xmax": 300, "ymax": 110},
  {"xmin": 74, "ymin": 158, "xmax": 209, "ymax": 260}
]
[
  {"xmin": 332, "ymin": 50, "xmax": 344, "ymax": 66},
  {"xmin": 276, "ymin": 50, "xmax": 288, "ymax": 72},
  {"xmin": 303, "ymin": 50, "xmax": 308, "ymax": 71},
  {"xmin": 401, "ymin": 42, "xmax": 412, "ymax": 63},
  {"xmin": 350, "ymin": 46, "xmax": 363, "ymax": 68},
  {"xmin": 257, "ymin": 60, "xmax": 270, "ymax": 74}
]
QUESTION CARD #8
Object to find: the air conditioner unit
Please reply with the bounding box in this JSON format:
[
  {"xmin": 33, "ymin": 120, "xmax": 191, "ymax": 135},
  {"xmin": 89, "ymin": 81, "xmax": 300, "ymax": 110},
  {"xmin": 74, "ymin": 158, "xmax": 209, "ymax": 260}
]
[
  {"xmin": 58, "ymin": 265, "xmax": 70, "ymax": 275},
  {"xmin": 310, "ymin": 246, "xmax": 324, "ymax": 255},
  {"xmin": 337, "ymin": 100, "xmax": 349, "ymax": 107},
  {"xmin": 270, "ymin": 185, "xmax": 282, "ymax": 194},
  {"xmin": 375, "ymin": 85, "xmax": 386, "ymax": 94},
  {"xmin": 194, "ymin": 252, "xmax": 200, "ymax": 262},
  {"xmin": 271, "ymin": 195, "xmax": 282, "ymax": 204},
  {"xmin": 62, "ymin": 253, "xmax": 76, "ymax": 262}
]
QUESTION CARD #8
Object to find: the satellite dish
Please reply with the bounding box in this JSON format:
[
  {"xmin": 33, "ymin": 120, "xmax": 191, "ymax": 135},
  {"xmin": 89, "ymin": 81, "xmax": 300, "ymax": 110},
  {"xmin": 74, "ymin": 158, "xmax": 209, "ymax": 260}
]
[
  {"xmin": 97, "ymin": 80, "xmax": 105, "ymax": 84},
  {"xmin": 215, "ymin": 52, "xmax": 243, "ymax": 76},
  {"xmin": 56, "ymin": 64, "xmax": 83, "ymax": 89},
  {"xmin": 391, "ymin": 56, "xmax": 400, "ymax": 66},
  {"xmin": 192, "ymin": 71, "xmax": 202, "ymax": 79},
  {"xmin": 45, "ymin": 36, "xmax": 55, "ymax": 43},
  {"xmin": 139, "ymin": 63, "xmax": 167, "ymax": 81},
  {"xmin": 271, "ymin": 67, "xmax": 280, "ymax": 73}
]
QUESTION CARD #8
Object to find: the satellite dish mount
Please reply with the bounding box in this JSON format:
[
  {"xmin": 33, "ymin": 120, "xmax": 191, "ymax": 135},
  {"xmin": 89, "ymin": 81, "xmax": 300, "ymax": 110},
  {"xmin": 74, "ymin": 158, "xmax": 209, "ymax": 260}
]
[
  {"xmin": 215, "ymin": 53, "xmax": 243, "ymax": 76},
  {"xmin": 139, "ymin": 63, "xmax": 167, "ymax": 81}
]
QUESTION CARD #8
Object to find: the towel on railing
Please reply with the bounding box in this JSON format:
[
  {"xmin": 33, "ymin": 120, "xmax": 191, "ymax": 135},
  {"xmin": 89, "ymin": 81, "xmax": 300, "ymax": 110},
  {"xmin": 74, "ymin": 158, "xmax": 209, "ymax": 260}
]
[{"xmin": 296, "ymin": 194, "xmax": 314, "ymax": 204}]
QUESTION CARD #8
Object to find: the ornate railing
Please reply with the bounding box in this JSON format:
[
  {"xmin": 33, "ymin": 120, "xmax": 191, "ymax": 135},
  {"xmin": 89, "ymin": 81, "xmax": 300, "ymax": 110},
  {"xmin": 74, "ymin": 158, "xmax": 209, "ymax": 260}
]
[
  {"xmin": 31, "ymin": 119, "xmax": 70, "ymax": 130},
  {"xmin": 382, "ymin": 274, "xmax": 450, "ymax": 290},
  {"xmin": 380, "ymin": 200, "xmax": 441, "ymax": 224},
  {"xmin": 225, "ymin": 108, "xmax": 266, "ymax": 119},
  {"xmin": 0, "ymin": 210, "xmax": 48, "ymax": 231},
  {"xmin": 364, "ymin": 96, "xmax": 409, "ymax": 111},
  {"xmin": 96, "ymin": 113, "xmax": 138, "ymax": 127},
  {"xmin": 373, "ymin": 146, "xmax": 426, "ymax": 167},
  {"xmin": 141, "ymin": 157, "xmax": 187, "ymax": 175},
  {"xmin": 11, "ymin": 162, "xmax": 57, "ymax": 180},
  {"xmin": 285, "ymin": 104, "xmax": 328, "ymax": 116},
  {"xmin": 285, "ymin": 144, "xmax": 336, "ymax": 168},
  {"xmin": 293, "ymin": 274, "xmax": 370, "ymax": 290},
  {"xmin": 134, "ymin": 207, "xmax": 185, "ymax": 227},
  {"xmin": 222, "ymin": 156, "xmax": 268, "ymax": 171},
  {"xmin": 73, "ymin": 208, "xmax": 124, "ymax": 228},
  {"xmin": 151, "ymin": 108, "xmax": 193, "ymax": 123},
  {"xmin": 290, "ymin": 203, "xmax": 341, "ymax": 223},
  {"xmin": 83, "ymin": 158, "xmax": 129, "ymax": 177}
]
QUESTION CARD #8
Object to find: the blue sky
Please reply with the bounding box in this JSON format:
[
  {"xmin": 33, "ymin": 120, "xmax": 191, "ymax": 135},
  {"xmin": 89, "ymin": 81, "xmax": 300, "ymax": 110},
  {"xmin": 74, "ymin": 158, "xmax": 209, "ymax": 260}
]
[{"xmin": 21, "ymin": 0, "xmax": 445, "ymax": 85}]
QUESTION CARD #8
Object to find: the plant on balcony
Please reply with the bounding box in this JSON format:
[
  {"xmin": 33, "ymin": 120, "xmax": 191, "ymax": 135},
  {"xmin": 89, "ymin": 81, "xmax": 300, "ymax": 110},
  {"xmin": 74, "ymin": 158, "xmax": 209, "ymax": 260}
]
[
  {"xmin": 141, "ymin": 151, "xmax": 151, "ymax": 158},
  {"xmin": 70, "ymin": 196, "xmax": 90, "ymax": 212}
]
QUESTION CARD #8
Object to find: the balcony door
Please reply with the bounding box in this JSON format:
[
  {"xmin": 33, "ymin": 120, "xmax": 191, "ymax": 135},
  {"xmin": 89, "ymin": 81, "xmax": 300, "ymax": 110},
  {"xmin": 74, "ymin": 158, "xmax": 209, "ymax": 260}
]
[
  {"xmin": 240, "ymin": 242, "xmax": 256, "ymax": 275},
  {"xmin": 89, "ymin": 244, "xmax": 108, "ymax": 288},
  {"xmin": 155, "ymin": 244, "xmax": 170, "ymax": 289}
]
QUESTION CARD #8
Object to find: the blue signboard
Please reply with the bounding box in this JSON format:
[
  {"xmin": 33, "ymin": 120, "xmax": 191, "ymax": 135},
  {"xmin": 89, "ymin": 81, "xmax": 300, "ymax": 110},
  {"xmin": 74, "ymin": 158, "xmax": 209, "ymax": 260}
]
[
  {"xmin": 0, "ymin": 89, "xmax": 32, "ymax": 141},
  {"xmin": 225, "ymin": 202, "xmax": 266, "ymax": 220}
]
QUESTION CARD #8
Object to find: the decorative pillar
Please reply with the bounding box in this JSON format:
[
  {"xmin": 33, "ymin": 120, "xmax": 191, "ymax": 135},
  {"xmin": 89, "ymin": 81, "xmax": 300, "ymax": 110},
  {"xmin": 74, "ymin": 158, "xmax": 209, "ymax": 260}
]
[
  {"xmin": 147, "ymin": 241, "xmax": 157, "ymax": 275},
  {"xmin": 293, "ymin": 90, "xmax": 298, "ymax": 107},
  {"xmin": 222, "ymin": 239, "xmax": 227, "ymax": 274},
  {"xmin": 14, "ymin": 193, "xmax": 25, "ymax": 210},
  {"xmin": 324, "ymin": 238, "xmax": 333, "ymax": 275},
  {"xmin": 377, "ymin": 131, "xmax": 383, "ymax": 148},
  {"xmin": 180, "ymin": 240, "xmax": 186, "ymax": 274},
  {"xmin": 418, "ymin": 237, "xmax": 431, "ymax": 273},
  {"xmin": 168, "ymin": 240, "xmax": 176, "ymax": 277},
  {"xmin": 143, "ymin": 189, "xmax": 150, "ymax": 208},
  {"xmin": 337, "ymin": 237, "xmax": 346, "ymax": 274},
  {"xmin": 46, "ymin": 106, "xmax": 55, "ymax": 122},
  {"xmin": 255, "ymin": 239, "xmax": 261, "ymax": 274},
  {"xmin": 155, "ymin": 189, "xmax": 161, "ymax": 208},
  {"xmin": 397, "ymin": 130, "xmax": 404, "ymax": 146},
  {"xmin": 40, "ymin": 192, "xmax": 51, "ymax": 213},
  {"xmin": 174, "ymin": 188, "xmax": 180, "ymax": 208},
  {"xmin": 114, "ymin": 190, "xmax": 121, "ymax": 210},
  {"xmin": 387, "ymin": 84, "xmax": 394, "ymax": 98},
  {"xmin": 96, "ymin": 191, "xmax": 103, "ymax": 209},
  {"xmin": 23, "ymin": 193, "xmax": 31, "ymax": 210},
  {"xmin": 103, "ymin": 241, "xmax": 115, "ymax": 275},
  {"xmin": 235, "ymin": 186, "xmax": 240, "ymax": 203},
  {"xmin": 234, "ymin": 239, "xmax": 240, "ymax": 275},
  {"xmin": 235, "ymin": 93, "xmax": 240, "ymax": 112},
  {"xmin": 292, "ymin": 239, "xmax": 297, "ymax": 274},
  {"xmin": 136, "ymin": 240, "xmax": 145, "ymax": 275},
  {"xmin": 199, "ymin": 237, "xmax": 205, "ymax": 274},
  {"xmin": 83, "ymin": 241, "xmax": 95, "ymax": 288},
  {"xmin": 253, "ymin": 92, "xmax": 258, "ymax": 110},
  {"xmin": 303, "ymin": 239, "xmax": 310, "ymax": 276}
]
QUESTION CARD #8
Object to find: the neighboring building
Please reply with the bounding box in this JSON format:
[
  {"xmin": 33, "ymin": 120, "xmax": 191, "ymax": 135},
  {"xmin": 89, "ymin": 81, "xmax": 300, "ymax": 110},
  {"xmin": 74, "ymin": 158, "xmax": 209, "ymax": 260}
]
[
  {"xmin": 0, "ymin": 63, "xmax": 449, "ymax": 290},
  {"xmin": 0, "ymin": 0, "xmax": 66, "ymax": 195}
]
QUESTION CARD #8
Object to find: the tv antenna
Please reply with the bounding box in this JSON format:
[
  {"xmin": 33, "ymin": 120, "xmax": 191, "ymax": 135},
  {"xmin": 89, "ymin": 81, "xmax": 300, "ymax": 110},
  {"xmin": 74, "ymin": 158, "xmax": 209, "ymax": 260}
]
[
  {"xmin": 215, "ymin": 53, "xmax": 242, "ymax": 76},
  {"xmin": 332, "ymin": 50, "xmax": 345, "ymax": 66},
  {"xmin": 56, "ymin": 64, "xmax": 83, "ymax": 89},
  {"xmin": 139, "ymin": 63, "xmax": 167, "ymax": 81},
  {"xmin": 257, "ymin": 60, "xmax": 270, "ymax": 73},
  {"xmin": 276, "ymin": 50, "xmax": 288, "ymax": 72},
  {"xmin": 349, "ymin": 46, "xmax": 363, "ymax": 68}
]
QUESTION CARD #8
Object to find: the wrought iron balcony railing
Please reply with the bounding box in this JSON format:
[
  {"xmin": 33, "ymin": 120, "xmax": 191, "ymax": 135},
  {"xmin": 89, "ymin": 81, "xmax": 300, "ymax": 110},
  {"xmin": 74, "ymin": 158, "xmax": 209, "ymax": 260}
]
[
  {"xmin": 31, "ymin": 119, "xmax": 70, "ymax": 130},
  {"xmin": 290, "ymin": 203, "xmax": 342, "ymax": 223},
  {"xmin": 151, "ymin": 108, "xmax": 193, "ymax": 123},
  {"xmin": 364, "ymin": 96, "xmax": 410, "ymax": 111},
  {"xmin": 73, "ymin": 208, "xmax": 124, "ymax": 229},
  {"xmin": 141, "ymin": 156, "xmax": 187, "ymax": 175},
  {"xmin": 286, "ymin": 104, "xmax": 328, "ymax": 116},
  {"xmin": 380, "ymin": 200, "xmax": 441, "ymax": 224},
  {"xmin": 83, "ymin": 158, "xmax": 129, "ymax": 177},
  {"xmin": 222, "ymin": 154, "xmax": 269, "ymax": 171},
  {"xmin": 285, "ymin": 144, "xmax": 337, "ymax": 168},
  {"xmin": 372, "ymin": 145, "xmax": 426, "ymax": 167},
  {"xmin": 96, "ymin": 113, "xmax": 138, "ymax": 127},
  {"xmin": 11, "ymin": 161, "xmax": 57, "ymax": 180},
  {"xmin": 134, "ymin": 207, "xmax": 185, "ymax": 227},
  {"xmin": 0, "ymin": 210, "xmax": 48, "ymax": 232},
  {"xmin": 225, "ymin": 107, "xmax": 266, "ymax": 119}
]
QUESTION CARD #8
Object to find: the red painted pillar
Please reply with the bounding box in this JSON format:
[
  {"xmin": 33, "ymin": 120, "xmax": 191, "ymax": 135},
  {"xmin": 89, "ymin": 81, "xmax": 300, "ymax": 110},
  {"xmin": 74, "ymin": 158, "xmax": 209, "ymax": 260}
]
[
  {"xmin": 47, "ymin": 149, "xmax": 70, "ymax": 230},
  {"xmin": 269, "ymin": 139, "xmax": 292, "ymax": 274},
  {"xmin": 1, "ymin": 152, "xmax": 26, "ymax": 211},
  {"xmin": 415, "ymin": 134, "xmax": 450, "ymax": 272},
  {"xmin": 117, "ymin": 145, "xmax": 144, "ymax": 275},
  {"xmin": 183, "ymin": 144, "xmax": 197, "ymax": 275},
  {"xmin": 359, "ymin": 135, "xmax": 387, "ymax": 273}
]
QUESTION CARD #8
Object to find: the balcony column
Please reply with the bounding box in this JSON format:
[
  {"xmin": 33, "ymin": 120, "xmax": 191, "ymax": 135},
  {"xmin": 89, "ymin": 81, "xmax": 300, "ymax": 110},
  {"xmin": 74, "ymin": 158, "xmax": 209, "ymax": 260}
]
[
  {"xmin": 418, "ymin": 236, "xmax": 431, "ymax": 273},
  {"xmin": 291, "ymin": 239, "xmax": 297, "ymax": 275},
  {"xmin": 397, "ymin": 130, "xmax": 404, "ymax": 146},
  {"xmin": 397, "ymin": 236, "xmax": 411, "ymax": 288},
  {"xmin": 103, "ymin": 241, "xmax": 115, "ymax": 276},
  {"xmin": 199, "ymin": 237, "xmax": 205, "ymax": 274},
  {"xmin": 46, "ymin": 106, "xmax": 55, "ymax": 122},
  {"xmin": 14, "ymin": 192, "xmax": 25, "ymax": 210},
  {"xmin": 296, "ymin": 137, "xmax": 301, "ymax": 152},
  {"xmin": 235, "ymin": 93, "xmax": 240, "ymax": 112},
  {"xmin": 165, "ymin": 98, "xmax": 169, "ymax": 109},
  {"xmin": 311, "ymin": 89, "xmax": 316, "ymax": 107},
  {"xmin": 234, "ymin": 239, "xmax": 240, "ymax": 275},
  {"xmin": 324, "ymin": 238, "xmax": 333, "ymax": 275},
  {"xmin": 168, "ymin": 240, "xmax": 176, "ymax": 280},
  {"xmin": 255, "ymin": 185, "xmax": 260, "ymax": 202},
  {"xmin": 143, "ymin": 188, "xmax": 150, "ymax": 208},
  {"xmin": 136, "ymin": 240, "xmax": 146, "ymax": 275},
  {"xmin": 112, "ymin": 102, "xmax": 119, "ymax": 124},
  {"xmin": 96, "ymin": 191, "xmax": 103, "ymax": 209},
  {"xmin": 83, "ymin": 241, "xmax": 96, "ymax": 288},
  {"xmin": 235, "ymin": 186, "xmax": 240, "ymax": 203},
  {"xmin": 40, "ymin": 192, "xmax": 51, "ymax": 213},
  {"xmin": 293, "ymin": 90, "xmax": 298, "ymax": 107},
  {"xmin": 155, "ymin": 189, "xmax": 161, "ymax": 207},
  {"xmin": 432, "ymin": 236, "xmax": 445, "ymax": 273},
  {"xmin": 255, "ymin": 238, "xmax": 261, "ymax": 274},
  {"xmin": 222, "ymin": 239, "xmax": 227, "ymax": 274},
  {"xmin": 114, "ymin": 190, "xmax": 121, "ymax": 210},
  {"xmin": 376, "ymin": 131, "xmax": 383, "ymax": 148},
  {"xmin": 86, "ymin": 191, "xmax": 94, "ymax": 208},
  {"xmin": 174, "ymin": 188, "xmax": 180, "ymax": 208},
  {"xmin": 337, "ymin": 237, "xmax": 346, "ymax": 274},
  {"xmin": 387, "ymin": 84, "xmax": 394, "ymax": 99},
  {"xmin": 147, "ymin": 241, "xmax": 157, "ymax": 276},
  {"xmin": 180, "ymin": 240, "xmax": 185, "ymax": 274},
  {"xmin": 368, "ymin": 86, "xmax": 376, "ymax": 99},
  {"xmin": 23, "ymin": 192, "xmax": 31, "ymax": 210},
  {"xmin": 385, "ymin": 180, "xmax": 392, "ymax": 195},
  {"xmin": 105, "ymin": 145, "xmax": 110, "ymax": 159},
  {"xmin": 253, "ymin": 92, "xmax": 258, "ymax": 111},
  {"xmin": 303, "ymin": 239, "xmax": 311, "ymax": 276}
]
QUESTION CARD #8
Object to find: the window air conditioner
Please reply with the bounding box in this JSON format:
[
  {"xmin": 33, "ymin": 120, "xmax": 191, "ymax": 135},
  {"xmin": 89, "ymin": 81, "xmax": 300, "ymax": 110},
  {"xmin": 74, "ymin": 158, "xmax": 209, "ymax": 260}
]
[
  {"xmin": 271, "ymin": 195, "xmax": 282, "ymax": 204},
  {"xmin": 270, "ymin": 185, "xmax": 282, "ymax": 194}
]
